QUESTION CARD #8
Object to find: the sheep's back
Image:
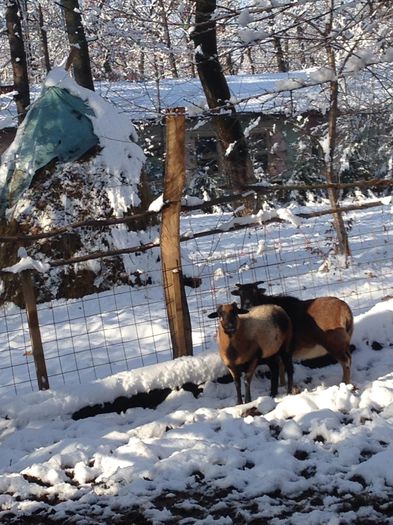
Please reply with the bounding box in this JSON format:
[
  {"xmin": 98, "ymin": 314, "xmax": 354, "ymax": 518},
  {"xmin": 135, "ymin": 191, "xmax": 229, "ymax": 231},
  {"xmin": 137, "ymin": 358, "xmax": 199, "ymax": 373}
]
[
  {"xmin": 307, "ymin": 297, "xmax": 353, "ymax": 335},
  {"xmin": 239, "ymin": 304, "xmax": 291, "ymax": 350}
]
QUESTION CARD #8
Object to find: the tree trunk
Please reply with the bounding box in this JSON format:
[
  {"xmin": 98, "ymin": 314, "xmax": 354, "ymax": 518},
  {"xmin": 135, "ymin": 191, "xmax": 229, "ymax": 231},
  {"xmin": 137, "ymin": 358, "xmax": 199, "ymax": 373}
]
[
  {"xmin": 188, "ymin": 47, "xmax": 197, "ymax": 77},
  {"xmin": 157, "ymin": 0, "xmax": 178, "ymax": 78},
  {"xmin": 225, "ymin": 52, "xmax": 235, "ymax": 75},
  {"xmin": 324, "ymin": 1, "xmax": 351, "ymax": 258},
  {"xmin": 138, "ymin": 50, "xmax": 145, "ymax": 79},
  {"xmin": 268, "ymin": 10, "xmax": 288, "ymax": 72},
  {"xmin": 5, "ymin": 0, "xmax": 30, "ymax": 124},
  {"xmin": 191, "ymin": 0, "xmax": 254, "ymax": 192},
  {"xmin": 296, "ymin": 26, "xmax": 306, "ymax": 67},
  {"xmin": 246, "ymin": 47, "xmax": 256, "ymax": 75},
  {"xmin": 273, "ymin": 36, "xmax": 288, "ymax": 72},
  {"xmin": 38, "ymin": 2, "xmax": 51, "ymax": 73},
  {"xmin": 60, "ymin": 0, "xmax": 94, "ymax": 90},
  {"xmin": 18, "ymin": 0, "xmax": 34, "ymax": 75}
]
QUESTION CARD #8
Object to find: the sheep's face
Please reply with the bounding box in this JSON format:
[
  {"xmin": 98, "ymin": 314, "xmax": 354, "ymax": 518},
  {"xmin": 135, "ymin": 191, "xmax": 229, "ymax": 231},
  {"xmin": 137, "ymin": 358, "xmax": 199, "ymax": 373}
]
[
  {"xmin": 218, "ymin": 303, "xmax": 239, "ymax": 335},
  {"xmin": 209, "ymin": 303, "xmax": 248, "ymax": 336},
  {"xmin": 231, "ymin": 282, "xmax": 266, "ymax": 309}
]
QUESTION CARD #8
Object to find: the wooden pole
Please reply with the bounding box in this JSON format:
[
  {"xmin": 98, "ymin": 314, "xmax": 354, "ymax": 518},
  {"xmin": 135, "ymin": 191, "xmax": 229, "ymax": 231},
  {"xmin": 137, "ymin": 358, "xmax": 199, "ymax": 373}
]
[
  {"xmin": 20, "ymin": 270, "xmax": 49, "ymax": 390},
  {"xmin": 160, "ymin": 107, "xmax": 193, "ymax": 358}
]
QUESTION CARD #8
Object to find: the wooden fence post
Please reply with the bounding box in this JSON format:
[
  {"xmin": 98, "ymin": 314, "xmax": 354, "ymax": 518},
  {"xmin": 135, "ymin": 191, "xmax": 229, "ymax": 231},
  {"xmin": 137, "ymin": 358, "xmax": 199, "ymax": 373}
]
[
  {"xmin": 160, "ymin": 107, "xmax": 193, "ymax": 358},
  {"xmin": 20, "ymin": 270, "xmax": 49, "ymax": 390}
]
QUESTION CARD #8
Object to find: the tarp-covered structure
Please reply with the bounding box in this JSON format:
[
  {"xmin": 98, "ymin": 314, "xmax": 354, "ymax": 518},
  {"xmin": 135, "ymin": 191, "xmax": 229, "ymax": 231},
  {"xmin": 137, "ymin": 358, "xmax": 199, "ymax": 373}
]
[
  {"xmin": 0, "ymin": 86, "xmax": 99, "ymax": 218},
  {"xmin": 0, "ymin": 67, "xmax": 149, "ymax": 305}
]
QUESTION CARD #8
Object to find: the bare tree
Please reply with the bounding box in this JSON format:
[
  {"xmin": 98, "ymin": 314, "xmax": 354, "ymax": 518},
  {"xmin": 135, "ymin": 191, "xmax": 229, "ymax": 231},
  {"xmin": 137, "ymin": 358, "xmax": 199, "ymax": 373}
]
[
  {"xmin": 38, "ymin": 2, "xmax": 51, "ymax": 73},
  {"xmin": 191, "ymin": 0, "xmax": 254, "ymax": 192},
  {"xmin": 268, "ymin": 9, "xmax": 288, "ymax": 72},
  {"xmin": 5, "ymin": 0, "xmax": 30, "ymax": 124},
  {"xmin": 157, "ymin": 0, "xmax": 178, "ymax": 78},
  {"xmin": 323, "ymin": 2, "xmax": 351, "ymax": 257},
  {"xmin": 60, "ymin": 0, "xmax": 94, "ymax": 90}
]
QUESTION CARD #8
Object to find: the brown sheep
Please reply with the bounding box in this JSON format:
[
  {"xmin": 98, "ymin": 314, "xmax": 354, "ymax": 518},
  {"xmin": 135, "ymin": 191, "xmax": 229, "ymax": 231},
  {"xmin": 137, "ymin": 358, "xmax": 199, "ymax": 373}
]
[
  {"xmin": 231, "ymin": 282, "xmax": 354, "ymax": 384},
  {"xmin": 208, "ymin": 302, "xmax": 294, "ymax": 404}
]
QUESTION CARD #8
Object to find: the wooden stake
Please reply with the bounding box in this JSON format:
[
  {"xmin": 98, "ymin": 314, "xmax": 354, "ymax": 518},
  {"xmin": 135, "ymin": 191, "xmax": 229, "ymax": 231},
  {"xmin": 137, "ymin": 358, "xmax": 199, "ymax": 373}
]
[
  {"xmin": 20, "ymin": 270, "xmax": 49, "ymax": 390},
  {"xmin": 160, "ymin": 107, "xmax": 193, "ymax": 358}
]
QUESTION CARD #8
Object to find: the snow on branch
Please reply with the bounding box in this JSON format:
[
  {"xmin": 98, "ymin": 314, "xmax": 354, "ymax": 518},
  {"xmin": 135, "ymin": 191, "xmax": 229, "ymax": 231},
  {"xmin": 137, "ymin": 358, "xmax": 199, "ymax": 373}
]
[{"xmin": 2, "ymin": 248, "xmax": 50, "ymax": 274}]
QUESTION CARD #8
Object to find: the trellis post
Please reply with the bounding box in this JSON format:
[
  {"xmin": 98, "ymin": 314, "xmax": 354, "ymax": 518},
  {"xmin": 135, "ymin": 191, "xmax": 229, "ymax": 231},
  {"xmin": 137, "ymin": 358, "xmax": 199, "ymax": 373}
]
[
  {"xmin": 160, "ymin": 107, "xmax": 193, "ymax": 358},
  {"xmin": 20, "ymin": 269, "xmax": 49, "ymax": 390}
]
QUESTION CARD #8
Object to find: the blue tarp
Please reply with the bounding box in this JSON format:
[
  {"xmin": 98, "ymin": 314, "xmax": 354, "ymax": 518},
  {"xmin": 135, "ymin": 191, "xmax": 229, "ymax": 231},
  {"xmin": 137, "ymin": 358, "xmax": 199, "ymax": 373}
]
[{"xmin": 0, "ymin": 86, "xmax": 98, "ymax": 218}]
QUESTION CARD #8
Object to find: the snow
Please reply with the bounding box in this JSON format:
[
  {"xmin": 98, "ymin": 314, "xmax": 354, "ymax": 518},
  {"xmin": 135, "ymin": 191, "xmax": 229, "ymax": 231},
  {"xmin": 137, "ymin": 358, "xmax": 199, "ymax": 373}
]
[
  {"xmin": 3, "ymin": 66, "xmax": 391, "ymax": 132},
  {"xmin": 2, "ymin": 247, "xmax": 50, "ymax": 274},
  {"xmin": 352, "ymin": 301, "xmax": 393, "ymax": 348},
  {"xmin": 90, "ymin": 67, "xmax": 391, "ymax": 120},
  {"xmin": 276, "ymin": 207, "xmax": 302, "ymax": 227},
  {"xmin": 239, "ymin": 29, "xmax": 268, "ymax": 45},
  {"xmin": 148, "ymin": 193, "xmax": 165, "ymax": 212},
  {"xmin": 238, "ymin": 8, "xmax": 254, "ymax": 27},
  {"xmin": 0, "ymin": 112, "xmax": 13, "ymax": 129},
  {"xmin": 43, "ymin": 67, "xmax": 145, "ymax": 214},
  {"xmin": 0, "ymin": 305, "xmax": 393, "ymax": 523},
  {"xmin": 0, "ymin": 203, "xmax": 393, "ymax": 523},
  {"xmin": 309, "ymin": 67, "xmax": 336, "ymax": 83},
  {"xmin": 0, "ymin": 68, "xmax": 151, "ymax": 301},
  {"xmin": 276, "ymin": 78, "xmax": 305, "ymax": 91}
]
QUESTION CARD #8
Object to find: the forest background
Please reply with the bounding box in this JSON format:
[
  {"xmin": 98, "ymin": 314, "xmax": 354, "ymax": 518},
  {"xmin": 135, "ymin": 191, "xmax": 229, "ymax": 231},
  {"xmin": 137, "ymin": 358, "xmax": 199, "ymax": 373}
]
[{"xmin": 1, "ymin": 0, "xmax": 393, "ymax": 200}]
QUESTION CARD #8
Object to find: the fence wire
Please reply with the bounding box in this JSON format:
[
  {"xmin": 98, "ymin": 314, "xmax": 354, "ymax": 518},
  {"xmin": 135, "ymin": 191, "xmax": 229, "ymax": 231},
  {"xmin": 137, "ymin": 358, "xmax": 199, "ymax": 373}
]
[{"xmin": 1, "ymin": 203, "xmax": 392, "ymax": 396}]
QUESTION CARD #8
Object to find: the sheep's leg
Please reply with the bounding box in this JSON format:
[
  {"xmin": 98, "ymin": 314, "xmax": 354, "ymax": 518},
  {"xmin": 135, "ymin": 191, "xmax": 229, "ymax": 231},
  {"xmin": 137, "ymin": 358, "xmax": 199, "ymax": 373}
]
[
  {"xmin": 280, "ymin": 348, "xmax": 294, "ymax": 394},
  {"xmin": 339, "ymin": 349, "xmax": 352, "ymax": 384},
  {"xmin": 278, "ymin": 361, "xmax": 286, "ymax": 386},
  {"xmin": 322, "ymin": 329, "xmax": 353, "ymax": 385},
  {"xmin": 266, "ymin": 355, "xmax": 279, "ymax": 397},
  {"xmin": 228, "ymin": 366, "xmax": 243, "ymax": 404},
  {"xmin": 328, "ymin": 341, "xmax": 352, "ymax": 384},
  {"xmin": 244, "ymin": 356, "xmax": 259, "ymax": 404}
]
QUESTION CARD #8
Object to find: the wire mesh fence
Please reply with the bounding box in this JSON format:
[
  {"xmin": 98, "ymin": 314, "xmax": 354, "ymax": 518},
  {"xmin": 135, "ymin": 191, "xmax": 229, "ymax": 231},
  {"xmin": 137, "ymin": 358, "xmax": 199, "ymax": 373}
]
[
  {"xmin": 1, "ymin": 200, "xmax": 392, "ymax": 396},
  {"xmin": 182, "ymin": 202, "xmax": 393, "ymax": 312},
  {"xmin": 0, "ymin": 282, "xmax": 172, "ymax": 395}
]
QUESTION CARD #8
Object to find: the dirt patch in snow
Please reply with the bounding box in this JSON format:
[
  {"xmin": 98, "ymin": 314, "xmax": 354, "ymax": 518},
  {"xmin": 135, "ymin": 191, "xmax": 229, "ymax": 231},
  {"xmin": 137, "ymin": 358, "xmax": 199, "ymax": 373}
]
[{"xmin": 1, "ymin": 485, "xmax": 392, "ymax": 524}]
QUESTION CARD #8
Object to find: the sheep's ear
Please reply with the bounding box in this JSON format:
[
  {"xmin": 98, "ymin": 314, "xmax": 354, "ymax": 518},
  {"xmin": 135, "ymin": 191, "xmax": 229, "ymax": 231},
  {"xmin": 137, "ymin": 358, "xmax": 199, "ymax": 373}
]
[
  {"xmin": 254, "ymin": 280, "xmax": 265, "ymax": 286},
  {"xmin": 208, "ymin": 311, "xmax": 218, "ymax": 319},
  {"xmin": 232, "ymin": 302, "xmax": 247, "ymax": 314},
  {"xmin": 231, "ymin": 289, "xmax": 240, "ymax": 296},
  {"xmin": 258, "ymin": 287, "xmax": 267, "ymax": 294}
]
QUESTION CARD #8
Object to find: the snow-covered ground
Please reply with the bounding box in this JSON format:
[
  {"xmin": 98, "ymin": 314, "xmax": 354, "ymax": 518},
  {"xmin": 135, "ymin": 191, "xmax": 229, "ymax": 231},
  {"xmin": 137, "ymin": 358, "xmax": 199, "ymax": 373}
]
[
  {"xmin": 0, "ymin": 299, "xmax": 393, "ymax": 524},
  {"xmin": 0, "ymin": 70, "xmax": 327, "ymax": 130},
  {"xmin": 0, "ymin": 200, "xmax": 393, "ymax": 524},
  {"xmin": 2, "ymin": 66, "xmax": 391, "ymax": 130}
]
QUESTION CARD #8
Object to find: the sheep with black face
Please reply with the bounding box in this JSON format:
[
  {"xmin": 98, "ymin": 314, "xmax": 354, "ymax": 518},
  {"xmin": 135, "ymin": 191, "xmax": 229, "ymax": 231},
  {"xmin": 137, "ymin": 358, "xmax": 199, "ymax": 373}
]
[
  {"xmin": 208, "ymin": 302, "xmax": 294, "ymax": 404},
  {"xmin": 231, "ymin": 282, "xmax": 354, "ymax": 385}
]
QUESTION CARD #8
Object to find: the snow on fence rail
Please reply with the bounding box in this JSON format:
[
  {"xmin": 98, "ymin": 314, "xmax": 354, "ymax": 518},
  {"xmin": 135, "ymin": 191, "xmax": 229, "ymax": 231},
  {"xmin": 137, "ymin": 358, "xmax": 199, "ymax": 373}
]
[{"xmin": 0, "ymin": 184, "xmax": 393, "ymax": 396}]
